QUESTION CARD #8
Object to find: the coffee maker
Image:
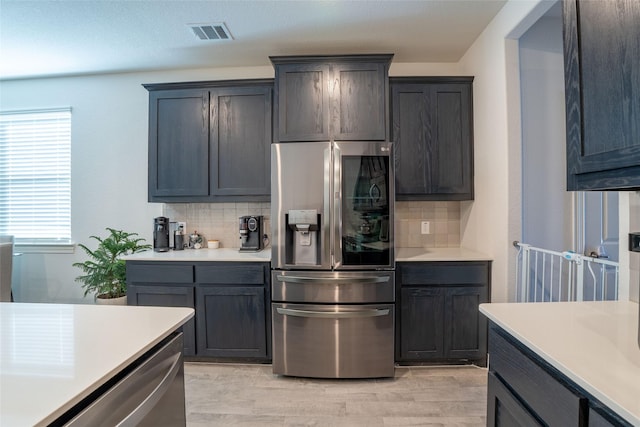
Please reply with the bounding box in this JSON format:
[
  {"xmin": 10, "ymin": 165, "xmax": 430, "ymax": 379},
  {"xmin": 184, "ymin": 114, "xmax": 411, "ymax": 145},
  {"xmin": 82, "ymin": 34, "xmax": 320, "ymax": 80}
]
[
  {"xmin": 153, "ymin": 216, "xmax": 170, "ymax": 252},
  {"xmin": 239, "ymin": 216, "xmax": 264, "ymax": 252}
]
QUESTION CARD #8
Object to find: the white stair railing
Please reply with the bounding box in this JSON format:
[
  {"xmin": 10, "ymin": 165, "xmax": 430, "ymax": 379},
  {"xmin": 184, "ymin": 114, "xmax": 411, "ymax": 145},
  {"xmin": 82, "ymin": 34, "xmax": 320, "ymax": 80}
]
[{"xmin": 514, "ymin": 241, "xmax": 619, "ymax": 303}]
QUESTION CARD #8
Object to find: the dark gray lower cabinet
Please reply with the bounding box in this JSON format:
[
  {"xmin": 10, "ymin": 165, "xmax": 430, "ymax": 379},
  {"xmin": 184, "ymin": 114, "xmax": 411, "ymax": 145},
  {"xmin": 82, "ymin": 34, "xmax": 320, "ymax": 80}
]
[
  {"xmin": 126, "ymin": 261, "xmax": 270, "ymax": 361},
  {"xmin": 196, "ymin": 286, "xmax": 267, "ymax": 358},
  {"xmin": 487, "ymin": 371, "xmax": 541, "ymax": 426},
  {"xmin": 396, "ymin": 261, "xmax": 490, "ymax": 366},
  {"xmin": 487, "ymin": 323, "xmax": 632, "ymax": 427},
  {"xmin": 128, "ymin": 284, "xmax": 197, "ymax": 357}
]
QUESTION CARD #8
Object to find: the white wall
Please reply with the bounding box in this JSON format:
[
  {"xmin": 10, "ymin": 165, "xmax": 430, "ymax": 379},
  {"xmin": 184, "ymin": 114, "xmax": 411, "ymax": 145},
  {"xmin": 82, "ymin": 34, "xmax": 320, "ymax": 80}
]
[
  {"xmin": 620, "ymin": 191, "xmax": 640, "ymax": 303},
  {"xmin": 457, "ymin": 0, "xmax": 637, "ymax": 303},
  {"xmin": 520, "ymin": 12, "xmax": 571, "ymax": 252},
  {"xmin": 457, "ymin": 0, "xmax": 556, "ymax": 302}
]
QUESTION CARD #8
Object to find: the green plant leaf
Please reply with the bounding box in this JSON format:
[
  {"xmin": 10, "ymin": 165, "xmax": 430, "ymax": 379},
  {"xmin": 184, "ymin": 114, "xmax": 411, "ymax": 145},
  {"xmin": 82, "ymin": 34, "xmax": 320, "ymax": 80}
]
[{"xmin": 73, "ymin": 228, "xmax": 151, "ymax": 299}]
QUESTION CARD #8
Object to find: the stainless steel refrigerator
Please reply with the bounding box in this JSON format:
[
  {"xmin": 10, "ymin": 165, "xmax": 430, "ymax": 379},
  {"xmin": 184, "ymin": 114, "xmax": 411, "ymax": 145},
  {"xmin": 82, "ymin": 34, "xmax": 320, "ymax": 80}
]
[{"xmin": 271, "ymin": 141, "xmax": 395, "ymax": 378}]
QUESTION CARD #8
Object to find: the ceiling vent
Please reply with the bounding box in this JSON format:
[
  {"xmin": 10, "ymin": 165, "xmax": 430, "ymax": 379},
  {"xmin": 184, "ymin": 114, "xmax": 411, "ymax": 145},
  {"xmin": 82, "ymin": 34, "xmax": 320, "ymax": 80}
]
[{"xmin": 189, "ymin": 23, "xmax": 233, "ymax": 41}]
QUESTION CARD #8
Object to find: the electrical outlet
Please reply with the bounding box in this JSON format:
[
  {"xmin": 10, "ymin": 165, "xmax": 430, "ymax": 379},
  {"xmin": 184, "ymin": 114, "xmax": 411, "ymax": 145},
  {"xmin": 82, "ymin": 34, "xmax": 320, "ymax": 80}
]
[
  {"xmin": 177, "ymin": 221, "xmax": 186, "ymax": 233},
  {"xmin": 421, "ymin": 221, "xmax": 431, "ymax": 235}
]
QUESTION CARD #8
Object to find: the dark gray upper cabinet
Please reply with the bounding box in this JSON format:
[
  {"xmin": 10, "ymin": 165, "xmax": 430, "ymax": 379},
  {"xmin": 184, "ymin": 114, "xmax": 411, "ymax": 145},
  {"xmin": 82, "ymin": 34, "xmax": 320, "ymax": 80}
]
[
  {"xmin": 148, "ymin": 88, "xmax": 210, "ymax": 198},
  {"xmin": 271, "ymin": 55, "xmax": 392, "ymax": 142},
  {"xmin": 210, "ymin": 86, "xmax": 271, "ymax": 197},
  {"xmin": 145, "ymin": 80, "xmax": 272, "ymax": 202},
  {"xmin": 563, "ymin": 0, "xmax": 640, "ymax": 190},
  {"xmin": 391, "ymin": 77, "xmax": 474, "ymax": 200}
]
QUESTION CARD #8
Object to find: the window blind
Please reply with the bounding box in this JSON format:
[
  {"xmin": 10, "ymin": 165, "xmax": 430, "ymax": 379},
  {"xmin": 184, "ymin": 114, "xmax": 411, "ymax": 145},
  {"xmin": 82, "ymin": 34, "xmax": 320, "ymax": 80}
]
[{"xmin": 0, "ymin": 108, "xmax": 71, "ymax": 243}]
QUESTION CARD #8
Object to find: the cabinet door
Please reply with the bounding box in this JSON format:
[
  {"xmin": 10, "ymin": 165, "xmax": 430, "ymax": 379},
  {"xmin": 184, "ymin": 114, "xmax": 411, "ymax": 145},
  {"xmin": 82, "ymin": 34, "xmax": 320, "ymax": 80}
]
[
  {"xmin": 444, "ymin": 285, "xmax": 487, "ymax": 364},
  {"xmin": 196, "ymin": 286, "xmax": 267, "ymax": 358},
  {"xmin": 431, "ymin": 84, "xmax": 473, "ymax": 197},
  {"xmin": 274, "ymin": 63, "xmax": 331, "ymax": 141},
  {"xmin": 564, "ymin": 0, "xmax": 640, "ymax": 190},
  {"xmin": 391, "ymin": 79, "xmax": 474, "ymax": 200},
  {"xmin": 392, "ymin": 83, "xmax": 431, "ymax": 195},
  {"xmin": 148, "ymin": 89, "xmax": 209, "ymax": 198},
  {"xmin": 399, "ymin": 287, "xmax": 445, "ymax": 360},
  {"xmin": 128, "ymin": 284, "xmax": 196, "ymax": 356},
  {"xmin": 332, "ymin": 62, "xmax": 387, "ymax": 141},
  {"xmin": 210, "ymin": 86, "xmax": 271, "ymax": 196}
]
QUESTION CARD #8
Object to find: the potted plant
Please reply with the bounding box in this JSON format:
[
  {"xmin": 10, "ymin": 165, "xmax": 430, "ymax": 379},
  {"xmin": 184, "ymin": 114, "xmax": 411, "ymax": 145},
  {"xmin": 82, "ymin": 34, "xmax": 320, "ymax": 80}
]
[{"xmin": 73, "ymin": 228, "xmax": 151, "ymax": 304}]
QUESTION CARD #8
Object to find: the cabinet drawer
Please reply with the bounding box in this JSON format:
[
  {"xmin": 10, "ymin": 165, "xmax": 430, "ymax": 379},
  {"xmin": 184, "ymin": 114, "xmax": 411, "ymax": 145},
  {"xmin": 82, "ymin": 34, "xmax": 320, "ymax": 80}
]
[
  {"xmin": 127, "ymin": 263, "xmax": 194, "ymax": 283},
  {"xmin": 195, "ymin": 263, "xmax": 265, "ymax": 284},
  {"xmin": 399, "ymin": 262, "xmax": 488, "ymax": 285},
  {"xmin": 487, "ymin": 371, "xmax": 542, "ymax": 427},
  {"xmin": 489, "ymin": 327, "xmax": 586, "ymax": 426}
]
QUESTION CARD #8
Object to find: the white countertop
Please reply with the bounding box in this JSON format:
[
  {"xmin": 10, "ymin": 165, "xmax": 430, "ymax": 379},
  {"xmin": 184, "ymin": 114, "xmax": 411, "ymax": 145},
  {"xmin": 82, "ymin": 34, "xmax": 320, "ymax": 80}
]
[
  {"xmin": 123, "ymin": 248, "xmax": 271, "ymax": 262},
  {"xmin": 0, "ymin": 302, "xmax": 194, "ymax": 426},
  {"xmin": 396, "ymin": 247, "xmax": 492, "ymax": 262},
  {"xmin": 480, "ymin": 301, "xmax": 640, "ymax": 425},
  {"xmin": 124, "ymin": 247, "xmax": 491, "ymax": 263}
]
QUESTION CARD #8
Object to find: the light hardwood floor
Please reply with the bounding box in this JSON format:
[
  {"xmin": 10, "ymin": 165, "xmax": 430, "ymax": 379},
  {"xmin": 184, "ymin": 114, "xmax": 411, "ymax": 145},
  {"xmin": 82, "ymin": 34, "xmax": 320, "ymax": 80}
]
[{"xmin": 184, "ymin": 362, "xmax": 488, "ymax": 426}]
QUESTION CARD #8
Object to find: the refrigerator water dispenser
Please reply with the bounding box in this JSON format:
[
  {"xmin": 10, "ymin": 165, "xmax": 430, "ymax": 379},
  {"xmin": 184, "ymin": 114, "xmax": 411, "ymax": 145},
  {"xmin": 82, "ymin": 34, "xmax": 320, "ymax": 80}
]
[{"xmin": 286, "ymin": 209, "xmax": 320, "ymax": 266}]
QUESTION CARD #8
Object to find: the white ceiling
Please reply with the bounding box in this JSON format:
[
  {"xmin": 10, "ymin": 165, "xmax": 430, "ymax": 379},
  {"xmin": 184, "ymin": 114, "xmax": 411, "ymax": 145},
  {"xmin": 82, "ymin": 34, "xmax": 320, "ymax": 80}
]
[{"xmin": 0, "ymin": 0, "xmax": 508, "ymax": 80}]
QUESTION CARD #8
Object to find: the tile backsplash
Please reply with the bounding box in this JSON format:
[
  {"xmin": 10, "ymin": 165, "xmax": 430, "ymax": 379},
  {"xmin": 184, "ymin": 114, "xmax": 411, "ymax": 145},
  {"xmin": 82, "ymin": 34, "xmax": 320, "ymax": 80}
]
[
  {"xmin": 163, "ymin": 200, "xmax": 460, "ymax": 250},
  {"xmin": 163, "ymin": 203, "xmax": 270, "ymax": 249},
  {"xmin": 395, "ymin": 201, "xmax": 461, "ymax": 248}
]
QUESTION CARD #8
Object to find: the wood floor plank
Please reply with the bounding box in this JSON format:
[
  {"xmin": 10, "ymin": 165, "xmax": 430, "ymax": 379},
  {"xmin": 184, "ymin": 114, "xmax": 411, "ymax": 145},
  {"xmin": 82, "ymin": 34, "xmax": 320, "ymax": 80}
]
[{"xmin": 185, "ymin": 363, "xmax": 488, "ymax": 427}]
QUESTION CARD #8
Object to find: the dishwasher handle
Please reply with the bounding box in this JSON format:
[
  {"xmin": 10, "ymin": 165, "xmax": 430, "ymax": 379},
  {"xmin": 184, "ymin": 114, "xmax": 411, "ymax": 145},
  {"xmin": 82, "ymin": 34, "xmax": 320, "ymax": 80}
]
[
  {"xmin": 116, "ymin": 352, "xmax": 181, "ymax": 427},
  {"xmin": 64, "ymin": 333, "xmax": 185, "ymax": 427},
  {"xmin": 276, "ymin": 275, "xmax": 390, "ymax": 284},
  {"xmin": 276, "ymin": 307, "xmax": 390, "ymax": 319}
]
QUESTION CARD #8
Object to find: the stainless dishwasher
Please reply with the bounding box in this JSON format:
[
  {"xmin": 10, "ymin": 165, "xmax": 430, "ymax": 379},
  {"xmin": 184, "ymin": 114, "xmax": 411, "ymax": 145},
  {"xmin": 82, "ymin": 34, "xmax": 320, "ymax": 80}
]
[
  {"xmin": 57, "ymin": 332, "xmax": 186, "ymax": 427},
  {"xmin": 272, "ymin": 271, "xmax": 395, "ymax": 378}
]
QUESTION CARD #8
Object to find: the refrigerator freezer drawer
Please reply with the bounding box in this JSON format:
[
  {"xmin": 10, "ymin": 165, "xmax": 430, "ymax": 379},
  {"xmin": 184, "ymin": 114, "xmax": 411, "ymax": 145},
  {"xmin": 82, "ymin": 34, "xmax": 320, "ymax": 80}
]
[
  {"xmin": 271, "ymin": 270, "xmax": 395, "ymax": 304},
  {"xmin": 272, "ymin": 303, "xmax": 395, "ymax": 378}
]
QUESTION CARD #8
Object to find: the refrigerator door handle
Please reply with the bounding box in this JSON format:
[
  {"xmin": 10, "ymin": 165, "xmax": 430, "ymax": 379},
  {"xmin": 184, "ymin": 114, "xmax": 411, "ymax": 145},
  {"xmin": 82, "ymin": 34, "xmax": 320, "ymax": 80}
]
[
  {"xmin": 275, "ymin": 275, "xmax": 390, "ymax": 284},
  {"xmin": 332, "ymin": 142, "xmax": 343, "ymax": 269},
  {"xmin": 276, "ymin": 307, "xmax": 390, "ymax": 319},
  {"xmin": 324, "ymin": 145, "xmax": 333, "ymax": 268}
]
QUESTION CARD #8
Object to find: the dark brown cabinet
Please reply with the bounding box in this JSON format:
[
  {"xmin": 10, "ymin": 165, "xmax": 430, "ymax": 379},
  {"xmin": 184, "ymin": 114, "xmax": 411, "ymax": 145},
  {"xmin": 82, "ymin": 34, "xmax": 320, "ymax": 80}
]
[
  {"xmin": 391, "ymin": 77, "xmax": 474, "ymax": 200},
  {"xmin": 396, "ymin": 261, "xmax": 490, "ymax": 365},
  {"xmin": 271, "ymin": 55, "xmax": 392, "ymax": 142},
  {"xmin": 563, "ymin": 0, "xmax": 640, "ymax": 190},
  {"xmin": 127, "ymin": 260, "xmax": 271, "ymax": 361},
  {"xmin": 145, "ymin": 80, "xmax": 272, "ymax": 202}
]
